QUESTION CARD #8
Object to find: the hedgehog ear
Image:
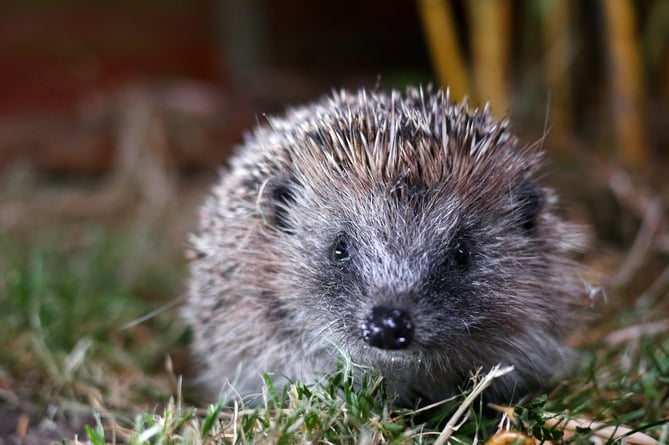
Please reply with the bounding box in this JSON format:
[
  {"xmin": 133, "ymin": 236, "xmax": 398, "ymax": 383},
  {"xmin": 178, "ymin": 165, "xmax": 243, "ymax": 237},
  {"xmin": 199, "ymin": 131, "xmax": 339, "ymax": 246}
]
[
  {"xmin": 512, "ymin": 179, "xmax": 544, "ymax": 235},
  {"xmin": 265, "ymin": 177, "xmax": 301, "ymax": 234}
]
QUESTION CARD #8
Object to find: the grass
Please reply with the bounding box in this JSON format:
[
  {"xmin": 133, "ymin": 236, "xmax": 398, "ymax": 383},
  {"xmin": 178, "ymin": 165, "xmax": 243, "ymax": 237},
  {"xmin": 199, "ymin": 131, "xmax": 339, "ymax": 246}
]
[
  {"xmin": 0, "ymin": 222, "xmax": 189, "ymax": 433},
  {"xmin": 77, "ymin": 349, "xmax": 668, "ymax": 445},
  {"xmin": 81, "ymin": 361, "xmax": 507, "ymax": 444},
  {"xmin": 1, "ymin": 207, "xmax": 668, "ymax": 444}
]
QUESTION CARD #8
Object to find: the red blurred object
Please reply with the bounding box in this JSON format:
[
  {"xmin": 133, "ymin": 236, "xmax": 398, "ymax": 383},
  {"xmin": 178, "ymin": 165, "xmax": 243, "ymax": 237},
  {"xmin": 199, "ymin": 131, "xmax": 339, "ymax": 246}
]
[{"xmin": 0, "ymin": 2, "xmax": 219, "ymax": 116}]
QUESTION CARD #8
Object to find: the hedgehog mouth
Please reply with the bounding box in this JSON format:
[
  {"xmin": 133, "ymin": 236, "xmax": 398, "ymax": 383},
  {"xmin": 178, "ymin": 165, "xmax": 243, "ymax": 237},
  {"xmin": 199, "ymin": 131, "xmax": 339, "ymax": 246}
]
[{"xmin": 353, "ymin": 344, "xmax": 427, "ymax": 373}]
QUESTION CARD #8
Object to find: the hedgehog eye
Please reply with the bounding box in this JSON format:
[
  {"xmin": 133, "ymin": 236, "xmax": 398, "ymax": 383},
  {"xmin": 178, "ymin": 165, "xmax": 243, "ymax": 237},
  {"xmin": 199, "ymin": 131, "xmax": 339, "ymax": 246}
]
[
  {"xmin": 332, "ymin": 233, "xmax": 351, "ymax": 263},
  {"xmin": 452, "ymin": 240, "xmax": 471, "ymax": 272}
]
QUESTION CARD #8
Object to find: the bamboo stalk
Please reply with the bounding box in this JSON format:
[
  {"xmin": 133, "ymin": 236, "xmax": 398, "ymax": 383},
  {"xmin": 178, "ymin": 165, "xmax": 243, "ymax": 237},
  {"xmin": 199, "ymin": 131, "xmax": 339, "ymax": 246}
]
[
  {"xmin": 540, "ymin": 0, "xmax": 574, "ymax": 148},
  {"xmin": 601, "ymin": 0, "xmax": 648, "ymax": 168},
  {"xmin": 468, "ymin": 0, "xmax": 512, "ymax": 114},
  {"xmin": 416, "ymin": 0, "xmax": 470, "ymax": 101}
]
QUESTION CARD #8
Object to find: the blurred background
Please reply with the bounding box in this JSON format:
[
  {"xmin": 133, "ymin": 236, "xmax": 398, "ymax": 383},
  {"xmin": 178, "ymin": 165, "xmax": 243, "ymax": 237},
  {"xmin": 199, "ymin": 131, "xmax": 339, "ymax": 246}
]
[
  {"xmin": 1, "ymin": 0, "xmax": 668, "ymax": 227},
  {"xmin": 1, "ymin": 0, "xmax": 668, "ymax": 440},
  {"xmin": 1, "ymin": 1, "xmax": 668, "ymax": 223},
  {"xmin": 2, "ymin": 0, "xmax": 668, "ymax": 286}
]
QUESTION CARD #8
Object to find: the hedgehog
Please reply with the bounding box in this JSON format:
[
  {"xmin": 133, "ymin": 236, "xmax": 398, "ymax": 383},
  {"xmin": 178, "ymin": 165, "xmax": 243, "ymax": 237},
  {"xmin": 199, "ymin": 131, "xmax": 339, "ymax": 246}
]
[{"xmin": 184, "ymin": 86, "xmax": 585, "ymax": 406}]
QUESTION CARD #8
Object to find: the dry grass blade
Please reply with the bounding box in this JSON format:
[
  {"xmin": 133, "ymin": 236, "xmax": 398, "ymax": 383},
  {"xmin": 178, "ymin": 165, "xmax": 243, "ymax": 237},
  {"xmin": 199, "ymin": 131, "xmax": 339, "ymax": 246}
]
[
  {"xmin": 544, "ymin": 415, "xmax": 660, "ymax": 445},
  {"xmin": 603, "ymin": 318, "xmax": 669, "ymax": 346},
  {"xmin": 434, "ymin": 365, "xmax": 514, "ymax": 445},
  {"xmin": 490, "ymin": 406, "xmax": 663, "ymax": 445},
  {"xmin": 611, "ymin": 196, "xmax": 664, "ymax": 287}
]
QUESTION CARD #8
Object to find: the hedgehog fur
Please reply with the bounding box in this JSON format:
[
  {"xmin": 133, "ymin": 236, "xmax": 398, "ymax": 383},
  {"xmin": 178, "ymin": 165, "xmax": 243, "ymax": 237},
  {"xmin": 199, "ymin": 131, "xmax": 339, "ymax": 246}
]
[{"xmin": 184, "ymin": 86, "xmax": 585, "ymax": 406}]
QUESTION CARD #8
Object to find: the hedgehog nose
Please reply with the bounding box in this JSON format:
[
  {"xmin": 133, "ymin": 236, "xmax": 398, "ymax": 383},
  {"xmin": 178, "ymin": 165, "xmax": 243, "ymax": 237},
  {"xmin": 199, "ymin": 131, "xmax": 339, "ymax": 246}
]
[{"xmin": 361, "ymin": 305, "xmax": 414, "ymax": 350}]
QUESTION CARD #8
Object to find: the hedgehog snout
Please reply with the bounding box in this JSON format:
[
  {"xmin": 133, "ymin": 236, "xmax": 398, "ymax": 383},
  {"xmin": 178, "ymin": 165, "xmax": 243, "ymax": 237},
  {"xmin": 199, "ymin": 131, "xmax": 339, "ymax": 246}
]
[{"xmin": 360, "ymin": 305, "xmax": 414, "ymax": 350}]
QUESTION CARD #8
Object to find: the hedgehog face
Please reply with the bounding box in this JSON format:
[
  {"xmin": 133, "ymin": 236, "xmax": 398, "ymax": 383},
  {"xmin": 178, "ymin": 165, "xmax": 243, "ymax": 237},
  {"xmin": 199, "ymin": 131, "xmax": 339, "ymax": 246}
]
[
  {"xmin": 267, "ymin": 173, "xmax": 553, "ymax": 378},
  {"xmin": 188, "ymin": 87, "xmax": 584, "ymax": 405}
]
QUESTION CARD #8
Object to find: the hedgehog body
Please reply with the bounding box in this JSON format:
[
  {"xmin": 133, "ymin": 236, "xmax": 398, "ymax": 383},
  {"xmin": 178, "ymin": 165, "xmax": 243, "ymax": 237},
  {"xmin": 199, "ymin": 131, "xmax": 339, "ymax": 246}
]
[{"xmin": 184, "ymin": 87, "xmax": 584, "ymax": 405}]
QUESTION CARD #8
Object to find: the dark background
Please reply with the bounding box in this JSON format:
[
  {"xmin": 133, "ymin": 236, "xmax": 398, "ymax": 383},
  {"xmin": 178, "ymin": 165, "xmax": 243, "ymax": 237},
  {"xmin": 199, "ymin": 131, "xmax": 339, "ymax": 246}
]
[
  {"xmin": 2, "ymin": 0, "xmax": 667, "ymax": 177},
  {"xmin": 1, "ymin": 1, "xmax": 668, "ymax": 441}
]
